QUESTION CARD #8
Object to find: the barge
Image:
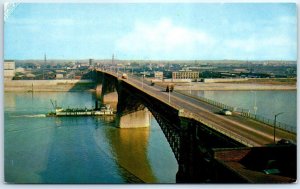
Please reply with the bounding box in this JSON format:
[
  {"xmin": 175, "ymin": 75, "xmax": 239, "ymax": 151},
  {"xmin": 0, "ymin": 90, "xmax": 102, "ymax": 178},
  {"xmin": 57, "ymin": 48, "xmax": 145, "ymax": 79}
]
[{"xmin": 47, "ymin": 100, "xmax": 114, "ymax": 117}]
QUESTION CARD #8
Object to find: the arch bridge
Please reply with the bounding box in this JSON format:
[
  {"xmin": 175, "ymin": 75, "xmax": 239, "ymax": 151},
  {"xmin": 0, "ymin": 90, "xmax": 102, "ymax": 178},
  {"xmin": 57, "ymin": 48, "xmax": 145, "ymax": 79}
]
[{"xmin": 93, "ymin": 69, "xmax": 296, "ymax": 183}]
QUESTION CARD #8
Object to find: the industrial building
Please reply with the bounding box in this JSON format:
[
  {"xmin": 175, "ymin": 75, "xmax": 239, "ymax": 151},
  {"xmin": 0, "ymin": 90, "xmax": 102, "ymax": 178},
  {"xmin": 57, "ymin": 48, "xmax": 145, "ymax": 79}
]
[
  {"xmin": 154, "ymin": 71, "xmax": 163, "ymax": 79},
  {"xmin": 172, "ymin": 70, "xmax": 199, "ymax": 81}
]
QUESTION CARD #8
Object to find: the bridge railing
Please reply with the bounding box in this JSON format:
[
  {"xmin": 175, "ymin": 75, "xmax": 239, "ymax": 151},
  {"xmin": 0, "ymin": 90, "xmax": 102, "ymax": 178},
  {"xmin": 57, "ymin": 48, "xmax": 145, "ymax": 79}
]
[
  {"xmin": 179, "ymin": 111, "xmax": 256, "ymax": 147},
  {"xmin": 192, "ymin": 94, "xmax": 236, "ymax": 112},
  {"xmin": 240, "ymin": 111, "xmax": 296, "ymax": 134},
  {"xmin": 178, "ymin": 90, "xmax": 296, "ymax": 134}
]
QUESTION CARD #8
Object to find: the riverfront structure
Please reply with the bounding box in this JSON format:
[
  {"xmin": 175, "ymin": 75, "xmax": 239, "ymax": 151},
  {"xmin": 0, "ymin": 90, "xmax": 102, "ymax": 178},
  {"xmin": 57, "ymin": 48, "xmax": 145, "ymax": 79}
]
[{"xmin": 4, "ymin": 60, "xmax": 15, "ymax": 80}]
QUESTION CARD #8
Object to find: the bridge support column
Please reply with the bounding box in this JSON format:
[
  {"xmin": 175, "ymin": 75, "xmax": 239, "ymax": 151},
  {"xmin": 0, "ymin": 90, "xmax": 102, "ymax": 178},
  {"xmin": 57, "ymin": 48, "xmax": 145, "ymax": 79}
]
[
  {"xmin": 176, "ymin": 130, "xmax": 197, "ymax": 182},
  {"xmin": 116, "ymin": 108, "xmax": 151, "ymax": 128},
  {"xmin": 95, "ymin": 84, "xmax": 102, "ymax": 98},
  {"xmin": 176, "ymin": 120, "xmax": 211, "ymax": 183},
  {"xmin": 102, "ymin": 91, "xmax": 118, "ymax": 110}
]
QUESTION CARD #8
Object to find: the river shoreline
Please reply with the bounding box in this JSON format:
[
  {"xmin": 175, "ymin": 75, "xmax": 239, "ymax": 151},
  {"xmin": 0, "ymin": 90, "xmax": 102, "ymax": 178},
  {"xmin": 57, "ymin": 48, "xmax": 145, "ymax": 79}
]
[
  {"xmin": 4, "ymin": 79, "xmax": 296, "ymax": 92},
  {"xmin": 4, "ymin": 79, "xmax": 96, "ymax": 92},
  {"xmin": 174, "ymin": 82, "xmax": 296, "ymax": 91}
]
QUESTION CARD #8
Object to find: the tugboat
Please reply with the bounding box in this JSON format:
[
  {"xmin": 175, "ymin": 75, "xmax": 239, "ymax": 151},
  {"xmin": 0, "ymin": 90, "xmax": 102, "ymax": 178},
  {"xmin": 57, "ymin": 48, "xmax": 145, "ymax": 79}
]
[{"xmin": 47, "ymin": 100, "xmax": 114, "ymax": 117}]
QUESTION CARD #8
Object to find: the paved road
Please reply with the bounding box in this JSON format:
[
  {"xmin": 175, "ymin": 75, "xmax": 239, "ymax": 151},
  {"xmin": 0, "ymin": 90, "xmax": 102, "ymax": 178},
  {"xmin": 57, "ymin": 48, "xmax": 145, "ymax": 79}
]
[{"xmin": 101, "ymin": 70, "xmax": 296, "ymax": 147}]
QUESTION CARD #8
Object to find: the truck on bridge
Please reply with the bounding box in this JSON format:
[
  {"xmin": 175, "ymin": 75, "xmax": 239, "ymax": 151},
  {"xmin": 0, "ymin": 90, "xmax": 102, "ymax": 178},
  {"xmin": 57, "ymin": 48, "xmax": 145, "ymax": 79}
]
[{"xmin": 166, "ymin": 84, "xmax": 174, "ymax": 92}]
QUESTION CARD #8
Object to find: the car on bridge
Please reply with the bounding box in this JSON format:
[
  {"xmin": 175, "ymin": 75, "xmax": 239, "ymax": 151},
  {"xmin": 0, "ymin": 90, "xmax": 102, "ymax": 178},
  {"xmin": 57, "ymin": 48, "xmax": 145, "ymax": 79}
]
[
  {"xmin": 277, "ymin": 139, "xmax": 296, "ymax": 146},
  {"xmin": 121, "ymin": 73, "xmax": 128, "ymax": 79},
  {"xmin": 220, "ymin": 108, "xmax": 232, "ymax": 116}
]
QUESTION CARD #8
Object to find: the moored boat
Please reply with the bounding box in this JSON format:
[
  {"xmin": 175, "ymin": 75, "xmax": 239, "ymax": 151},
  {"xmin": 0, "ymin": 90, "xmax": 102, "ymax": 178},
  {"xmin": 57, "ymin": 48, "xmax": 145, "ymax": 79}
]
[{"xmin": 47, "ymin": 100, "xmax": 114, "ymax": 117}]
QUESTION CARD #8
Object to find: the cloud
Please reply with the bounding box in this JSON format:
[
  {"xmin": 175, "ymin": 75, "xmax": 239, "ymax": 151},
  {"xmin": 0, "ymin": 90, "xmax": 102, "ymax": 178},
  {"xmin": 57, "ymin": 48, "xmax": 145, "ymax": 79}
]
[
  {"xmin": 116, "ymin": 18, "xmax": 215, "ymax": 59},
  {"xmin": 222, "ymin": 34, "xmax": 295, "ymax": 60},
  {"xmin": 115, "ymin": 17, "xmax": 296, "ymax": 60}
]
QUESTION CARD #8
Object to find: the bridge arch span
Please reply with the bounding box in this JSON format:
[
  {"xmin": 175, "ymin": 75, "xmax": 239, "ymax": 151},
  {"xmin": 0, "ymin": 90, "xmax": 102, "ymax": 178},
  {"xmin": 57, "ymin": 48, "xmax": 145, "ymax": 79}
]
[{"xmin": 96, "ymin": 70, "xmax": 246, "ymax": 182}]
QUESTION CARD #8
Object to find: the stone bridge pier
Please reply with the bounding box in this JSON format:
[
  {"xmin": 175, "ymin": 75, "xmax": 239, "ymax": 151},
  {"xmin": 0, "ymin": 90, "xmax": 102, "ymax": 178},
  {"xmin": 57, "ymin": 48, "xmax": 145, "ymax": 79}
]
[
  {"xmin": 116, "ymin": 86, "xmax": 151, "ymax": 128},
  {"xmin": 96, "ymin": 71, "xmax": 151, "ymax": 128}
]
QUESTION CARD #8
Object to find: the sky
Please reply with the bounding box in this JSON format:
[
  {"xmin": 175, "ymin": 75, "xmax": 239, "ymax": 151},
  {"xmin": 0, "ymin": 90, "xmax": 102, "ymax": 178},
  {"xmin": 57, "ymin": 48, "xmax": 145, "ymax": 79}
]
[{"xmin": 4, "ymin": 3, "xmax": 297, "ymax": 60}]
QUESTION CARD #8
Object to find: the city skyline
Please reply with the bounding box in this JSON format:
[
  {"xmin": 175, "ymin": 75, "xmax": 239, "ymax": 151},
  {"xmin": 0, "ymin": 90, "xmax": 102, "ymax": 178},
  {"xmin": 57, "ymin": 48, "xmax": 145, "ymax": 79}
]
[{"xmin": 4, "ymin": 3, "xmax": 297, "ymax": 61}]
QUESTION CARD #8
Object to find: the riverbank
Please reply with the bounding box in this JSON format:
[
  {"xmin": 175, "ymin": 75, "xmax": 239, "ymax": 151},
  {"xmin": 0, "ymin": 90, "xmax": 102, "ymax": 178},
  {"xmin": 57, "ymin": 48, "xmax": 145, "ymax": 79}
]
[
  {"xmin": 174, "ymin": 82, "xmax": 296, "ymax": 91},
  {"xmin": 224, "ymin": 78, "xmax": 296, "ymax": 85},
  {"xmin": 4, "ymin": 79, "xmax": 96, "ymax": 92},
  {"xmin": 151, "ymin": 77, "xmax": 296, "ymax": 91}
]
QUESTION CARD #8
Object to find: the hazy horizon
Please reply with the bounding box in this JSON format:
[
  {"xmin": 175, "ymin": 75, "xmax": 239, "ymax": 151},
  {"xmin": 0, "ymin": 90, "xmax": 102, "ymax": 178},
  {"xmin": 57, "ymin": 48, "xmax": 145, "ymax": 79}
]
[{"xmin": 7, "ymin": 58, "xmax": 297, "ymax": 63}]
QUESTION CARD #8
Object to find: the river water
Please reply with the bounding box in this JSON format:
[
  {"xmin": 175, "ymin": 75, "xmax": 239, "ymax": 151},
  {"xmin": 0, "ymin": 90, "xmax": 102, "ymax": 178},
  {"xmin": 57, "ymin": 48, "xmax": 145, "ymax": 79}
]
[
  {"xmin": 4, "ymin": 90, "xmax": 296, "ymax": 183},
  {"xmin": 187, "ymin": 90, "xmax": 297, "ymax": 128},
  {"xmin": 4, "ymin": 92, "xmax": 178, "ymax": 183}
]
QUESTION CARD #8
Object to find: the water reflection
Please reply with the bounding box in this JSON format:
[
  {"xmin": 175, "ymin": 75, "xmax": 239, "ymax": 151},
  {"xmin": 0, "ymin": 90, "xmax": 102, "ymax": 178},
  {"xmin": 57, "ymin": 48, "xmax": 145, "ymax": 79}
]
[
  {"xmin": 4, "ymin": 93, "xmax": 16, "ymax": 110},
  {"xmin": 104, "ymin": 126, "xmax": 156, "ymax": 183}
]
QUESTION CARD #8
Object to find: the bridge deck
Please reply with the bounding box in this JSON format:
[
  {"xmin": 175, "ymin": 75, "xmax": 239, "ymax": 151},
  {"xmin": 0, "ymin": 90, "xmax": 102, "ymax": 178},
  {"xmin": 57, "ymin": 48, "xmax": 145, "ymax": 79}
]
[{"xmin": 98, "ymin": 70, "xmax": 296, "ymax": 147}]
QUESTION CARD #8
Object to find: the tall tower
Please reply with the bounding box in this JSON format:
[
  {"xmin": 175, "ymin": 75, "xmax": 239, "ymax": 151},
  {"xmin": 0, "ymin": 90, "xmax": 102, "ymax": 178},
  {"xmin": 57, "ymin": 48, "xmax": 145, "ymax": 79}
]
[
  {"xmin": 89, "ymin": 59, "xmax": 93, "ymax": 66},
  {"xmin": 112, "ymin": 54, "xmax": 114, "ymax": 64},
  {"xmin": 44, "ymin": 53, "xmax": 47, "ymax": 64}
]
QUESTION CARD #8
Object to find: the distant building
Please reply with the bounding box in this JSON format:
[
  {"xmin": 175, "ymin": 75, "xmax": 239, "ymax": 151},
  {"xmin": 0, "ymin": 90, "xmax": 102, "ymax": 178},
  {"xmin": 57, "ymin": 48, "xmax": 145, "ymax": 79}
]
[
  {"xmin": 56, "ymin": 74, "xmax": 64, "ymax": 79},
  {"xmin": 233, "ymin": 68, "xmax": 249, "ymax": 73},
  {"xmin": 26, "ymin": 73, "xmax": 35, "ymax": 79},
  {"xmin": 89, "ymin": 59, "xmax": 93, "ymax": 66},
  {"xmin": 56, "ymin": 70, "xmax": 66, "ymax": 73},
  {"xmin": 79, "ymin": 63, "xmax": 89, "ymax": 68},
  {"xmin": 15, "ymin": 67, "xmax": 25, "ymax": 73},
  {"xmin": 154, "ymin": 71, "xmax": 163, "ymax": 79},
  {"xmin": 172, "ymin": 70, "xmax": 199, "ymax": 81},
  {"xmin": 4, "ymin": 60, "xmax": 16, "ymax": 80}
]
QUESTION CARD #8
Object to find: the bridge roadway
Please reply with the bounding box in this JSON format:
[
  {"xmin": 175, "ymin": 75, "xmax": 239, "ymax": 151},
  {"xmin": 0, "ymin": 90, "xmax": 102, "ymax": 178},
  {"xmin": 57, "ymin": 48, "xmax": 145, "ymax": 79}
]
[{"xmin": 100, "ymin": 70, "xmax": 296, "ymax": 147}]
